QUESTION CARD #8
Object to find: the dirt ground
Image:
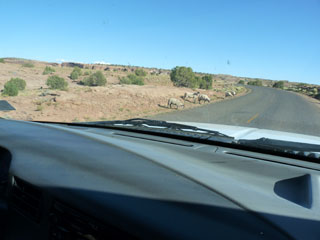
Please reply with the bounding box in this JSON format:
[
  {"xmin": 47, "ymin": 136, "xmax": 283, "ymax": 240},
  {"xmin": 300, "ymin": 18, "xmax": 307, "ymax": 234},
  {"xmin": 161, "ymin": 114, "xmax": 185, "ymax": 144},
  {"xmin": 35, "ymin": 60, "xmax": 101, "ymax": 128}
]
[{"xmin": 0, "ymin": 59, "xmax": 247, "ymax": 122}]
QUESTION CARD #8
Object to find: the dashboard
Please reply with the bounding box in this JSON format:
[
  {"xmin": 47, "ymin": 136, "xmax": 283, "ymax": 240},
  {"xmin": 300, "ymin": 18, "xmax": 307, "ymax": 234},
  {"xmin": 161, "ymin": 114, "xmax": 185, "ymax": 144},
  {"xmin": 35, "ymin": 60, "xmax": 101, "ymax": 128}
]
[{"xmin": 0, "ymin": 119, "xmax": 320, "ymax": 239}]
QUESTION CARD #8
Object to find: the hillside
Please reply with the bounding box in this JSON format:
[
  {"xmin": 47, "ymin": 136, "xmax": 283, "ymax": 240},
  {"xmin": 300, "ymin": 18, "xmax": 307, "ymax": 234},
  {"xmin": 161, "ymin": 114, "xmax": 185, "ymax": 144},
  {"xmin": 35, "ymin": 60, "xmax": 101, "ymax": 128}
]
[{"xmin": 0, "ymin": 58, "xmax": 249, "ymax": 122}]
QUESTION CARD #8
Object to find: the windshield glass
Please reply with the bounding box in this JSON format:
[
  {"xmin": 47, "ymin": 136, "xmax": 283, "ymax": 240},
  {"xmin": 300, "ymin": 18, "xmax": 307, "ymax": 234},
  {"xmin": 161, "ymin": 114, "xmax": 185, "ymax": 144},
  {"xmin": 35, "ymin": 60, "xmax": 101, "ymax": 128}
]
[{"xmin": 0, "ymin": 1, "xmax": 319, "ymax": 141}]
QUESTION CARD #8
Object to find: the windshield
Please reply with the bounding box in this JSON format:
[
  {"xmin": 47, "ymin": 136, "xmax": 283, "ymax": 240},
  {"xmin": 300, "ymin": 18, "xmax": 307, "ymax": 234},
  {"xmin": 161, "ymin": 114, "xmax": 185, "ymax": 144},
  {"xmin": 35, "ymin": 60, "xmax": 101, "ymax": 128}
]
[{"xmin": 0, "ymin": 1, "xmax": 320, "ymax": 142}]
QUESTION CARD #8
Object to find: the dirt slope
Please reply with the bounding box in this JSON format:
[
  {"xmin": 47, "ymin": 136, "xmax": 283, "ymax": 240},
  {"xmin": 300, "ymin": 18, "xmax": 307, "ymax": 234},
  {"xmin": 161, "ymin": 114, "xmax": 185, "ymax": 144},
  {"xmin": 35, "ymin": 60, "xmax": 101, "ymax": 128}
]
[{"xmin": 0, "ymin": 58, "xmax": 247, "ymax": 122}]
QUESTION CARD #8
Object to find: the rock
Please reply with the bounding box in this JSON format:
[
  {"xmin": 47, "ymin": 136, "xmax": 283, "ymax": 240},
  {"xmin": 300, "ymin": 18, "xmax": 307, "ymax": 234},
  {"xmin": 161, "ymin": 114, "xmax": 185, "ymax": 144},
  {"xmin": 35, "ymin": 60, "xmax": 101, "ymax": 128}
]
[{"xmin": 61, "ymin": 62, "xmax": 85, "ymax": 68}]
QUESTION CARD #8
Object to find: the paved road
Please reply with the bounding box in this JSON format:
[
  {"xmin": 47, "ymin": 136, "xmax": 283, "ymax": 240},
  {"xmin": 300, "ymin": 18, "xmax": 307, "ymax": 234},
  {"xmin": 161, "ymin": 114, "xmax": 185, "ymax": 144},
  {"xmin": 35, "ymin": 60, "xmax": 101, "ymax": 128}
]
[{"xmin": 152, "ymin": 86, "xmax": 320, "ymax": 137}]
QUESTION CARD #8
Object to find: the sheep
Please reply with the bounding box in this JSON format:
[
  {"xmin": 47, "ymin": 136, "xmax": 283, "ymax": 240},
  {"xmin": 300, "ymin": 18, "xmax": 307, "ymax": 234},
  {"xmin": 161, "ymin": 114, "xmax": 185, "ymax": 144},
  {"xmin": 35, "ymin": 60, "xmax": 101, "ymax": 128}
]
[
  {"xmin": 168, "ymin": 98, "xmax": 184, "ymax": 109},
  {"xmin": 183, "ymin": 92, "xmax": 200, "ymax": 103},
  {"xmin": 225, "ymin": 92, "xmax": 233, "ymax": 97},
  {"xmin": 198, "ymin": 94, "xmax": 210, "ymax": 104}
]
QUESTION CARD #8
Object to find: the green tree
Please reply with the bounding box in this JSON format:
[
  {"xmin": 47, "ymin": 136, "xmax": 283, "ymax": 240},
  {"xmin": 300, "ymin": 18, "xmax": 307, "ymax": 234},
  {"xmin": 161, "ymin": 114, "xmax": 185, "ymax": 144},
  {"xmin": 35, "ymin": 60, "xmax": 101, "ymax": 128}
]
[
  {"xmin": 81, "ymin": 71, "xmax": 106, "ymax": 86},
  {"xmin": 0, "ymin": 58, "xmax": 4, "ymax": 63},
  {"xmin": 199, "ymin": 75, "xmax": 213, "ymax": 89},
  {"xmin": 135, "ymin": 69, "xmax": 147, "ymax": 77},
  {"xmin": 170, "ymin": 66, "xmax": 196, "ymax": 88},
  {"xmin": 2, "ymin": 81, "xmax": 19, "ymax": 96},
  {"xmin": 43, "ymin": 66, "xmax": 56, "ymax": 75},
  {"xmin": 273, "ymin": 81, "xmax": 285, "ymax": 89},
  {"xmin": 238, "ymin": 80, "xmax": 245, "ymax": 84},
  {"xmin": 46, "ymin": 75, "xmax": 68, "ymax": 90},
  {"xmin": 191, "ymin": 76, "xmax": 200, "ymax": 88}
]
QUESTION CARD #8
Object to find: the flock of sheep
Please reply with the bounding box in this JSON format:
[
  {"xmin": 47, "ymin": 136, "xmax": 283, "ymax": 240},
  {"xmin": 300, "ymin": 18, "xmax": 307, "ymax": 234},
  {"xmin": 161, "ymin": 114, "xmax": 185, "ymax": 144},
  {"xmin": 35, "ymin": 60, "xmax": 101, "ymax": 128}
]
[{"xmin": 167, "ymin": 91, "xmax": 237, "ymax": 109}]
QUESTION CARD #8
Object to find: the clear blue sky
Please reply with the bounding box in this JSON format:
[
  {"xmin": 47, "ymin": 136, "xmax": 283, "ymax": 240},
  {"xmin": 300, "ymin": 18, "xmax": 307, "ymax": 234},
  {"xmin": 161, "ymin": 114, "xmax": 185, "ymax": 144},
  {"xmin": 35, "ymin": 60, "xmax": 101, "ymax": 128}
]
[{"xmin": 0, "ymin": 0, "xmax": 319, "ymax": 83}]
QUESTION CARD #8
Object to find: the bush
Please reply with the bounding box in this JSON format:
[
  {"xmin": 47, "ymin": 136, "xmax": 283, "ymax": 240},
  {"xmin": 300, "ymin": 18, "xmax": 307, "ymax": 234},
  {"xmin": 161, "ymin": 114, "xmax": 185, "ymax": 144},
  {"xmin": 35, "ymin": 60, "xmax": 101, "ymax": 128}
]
[
  {"xmin": 9, "ymin": 78, "xmax": 26, "ymax": 90},
  {"xmin": 119, "ymin": 76, "xmax": 132, "ymax": 84},
  {"xmin": 0, "ymin": 58, "xmax": 4, "ymax": 63},
  {"xmin": 2, "ymin": 81, "xmax": 19, "ymax": 96},
  {"xmin": 73, "ymin": 66, "xmax": 82, "ymax": 75},
  {"xmin": 199, "ymin": 75, "xmax": 213, "ymax": 89},
  {"xmin": 84, "ymin": 71, "xmax": 91, "ymax": 76},
  {"xmin": 43, "ymin": 66, "xmax": 56, "ymax": 75},
  {"xmin": 46, "ymin": 75, "xmax": 68, "ymax": 90},
  {"xmin": 238, "ymin": 80, "xmax": 245, "ymax": 84},
  {"xmin": 170, "ymin": 66, "xmax": 196, "ymax": 88},
  {"xmin": 22, "ymin": 63, "xmax": 34, "ymax": 68},
  {"xmin": 70, "ymin": 67, "xmax": 82, "ymax": 80},
  {"xmin": 314, "ymin": 94, "xmax": 320, "ymax": 100},
  {"xmin": 273, "ymin": 81, "xmax": 285, "ymax": 89},
  {"xmin": 81, "ymin": 71, "xmax": 106, "ymax": 86},
  {"xmin": 119, "ymin": 74, "xmax": 144, "ymax": 85},
  {"xmin": 70, "ymin": 71, "xmax": 79, "ymax": 80},
  {"xmin": 247, "ymin": 80, "xmax": 263, "ymax": 86},
  {"xmin": 135, "ymin": 69, "xmax": 147, "ymax": 77}
]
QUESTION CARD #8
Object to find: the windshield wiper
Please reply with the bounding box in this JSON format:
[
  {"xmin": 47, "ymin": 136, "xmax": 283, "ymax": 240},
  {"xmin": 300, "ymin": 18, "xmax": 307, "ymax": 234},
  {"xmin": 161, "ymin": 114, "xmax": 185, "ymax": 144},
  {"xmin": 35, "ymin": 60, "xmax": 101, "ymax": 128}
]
[
  {"xmin": 35, "ymin": 119, "xmax": 320, "ymax": 161},
  {"xmin": 82, "ymin": 118, "xmax": 234, "ymax": 142},
  {"xmin": 237, "ymin": 138, "xmax": 320, "ymax": 160}
]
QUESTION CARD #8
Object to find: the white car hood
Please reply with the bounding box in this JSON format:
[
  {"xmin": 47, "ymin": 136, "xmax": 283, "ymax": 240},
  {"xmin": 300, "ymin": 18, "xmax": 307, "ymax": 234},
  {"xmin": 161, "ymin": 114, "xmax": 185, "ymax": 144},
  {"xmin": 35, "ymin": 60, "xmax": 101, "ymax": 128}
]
[{"xmin": 172, "ymin": 121, "xmax": 320, "ymax": 145}]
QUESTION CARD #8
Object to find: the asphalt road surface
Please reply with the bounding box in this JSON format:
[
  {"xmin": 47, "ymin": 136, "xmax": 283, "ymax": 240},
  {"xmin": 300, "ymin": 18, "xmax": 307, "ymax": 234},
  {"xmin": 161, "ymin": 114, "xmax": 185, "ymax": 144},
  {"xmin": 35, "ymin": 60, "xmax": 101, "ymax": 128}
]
[{"xmin": 152, "ymin": 86, "xmax": 320, "ymax": 137}]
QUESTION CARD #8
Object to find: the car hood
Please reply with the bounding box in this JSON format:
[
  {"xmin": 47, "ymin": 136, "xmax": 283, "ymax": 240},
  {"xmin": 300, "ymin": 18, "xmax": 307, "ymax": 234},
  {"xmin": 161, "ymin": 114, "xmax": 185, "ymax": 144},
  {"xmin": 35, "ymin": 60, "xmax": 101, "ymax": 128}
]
[{"xmin": 171, "ymin": 121, "xmax": 320, "ymax": 145}]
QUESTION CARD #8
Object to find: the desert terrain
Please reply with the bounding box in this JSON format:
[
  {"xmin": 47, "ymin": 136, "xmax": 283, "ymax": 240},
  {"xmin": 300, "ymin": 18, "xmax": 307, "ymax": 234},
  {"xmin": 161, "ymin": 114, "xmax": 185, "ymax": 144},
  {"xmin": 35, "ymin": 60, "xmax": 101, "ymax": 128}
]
[{"xmin": 0, "ymin": 58, "xmax": 247, "ymax": 122}]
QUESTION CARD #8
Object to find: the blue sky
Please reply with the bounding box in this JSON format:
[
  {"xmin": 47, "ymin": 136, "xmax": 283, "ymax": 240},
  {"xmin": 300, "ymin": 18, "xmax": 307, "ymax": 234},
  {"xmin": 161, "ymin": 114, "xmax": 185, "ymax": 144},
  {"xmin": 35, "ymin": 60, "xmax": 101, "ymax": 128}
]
[{"xmin": 0, "ymin": 0, "xmax": 319, "ymax": 83}]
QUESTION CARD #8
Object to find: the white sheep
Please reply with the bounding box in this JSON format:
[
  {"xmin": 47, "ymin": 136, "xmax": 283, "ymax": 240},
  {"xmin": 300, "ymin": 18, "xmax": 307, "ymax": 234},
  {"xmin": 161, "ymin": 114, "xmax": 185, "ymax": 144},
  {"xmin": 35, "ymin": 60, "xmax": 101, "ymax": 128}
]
[
  {"xmin": 198, "ymin": 94, "xmax": 210, "ymax": 104},
  {"xmin": 184, "ymin": 92, "xmax": 200, "ymax": 103},
  {"xmin": 225, "ymin": 92, "xmax": 233, "ymax": 97},
  {"xmin": 168, "ymin": 98, "xmax": 184, "ymax": 109}
]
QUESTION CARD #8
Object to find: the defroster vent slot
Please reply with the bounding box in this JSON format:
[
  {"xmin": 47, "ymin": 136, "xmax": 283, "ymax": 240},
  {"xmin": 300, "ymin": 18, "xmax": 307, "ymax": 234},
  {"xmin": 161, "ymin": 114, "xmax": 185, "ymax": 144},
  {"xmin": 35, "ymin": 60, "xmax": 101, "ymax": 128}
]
[{"xmin": 10, "ymin": 176, "xmax": 42, "ymax": 223}]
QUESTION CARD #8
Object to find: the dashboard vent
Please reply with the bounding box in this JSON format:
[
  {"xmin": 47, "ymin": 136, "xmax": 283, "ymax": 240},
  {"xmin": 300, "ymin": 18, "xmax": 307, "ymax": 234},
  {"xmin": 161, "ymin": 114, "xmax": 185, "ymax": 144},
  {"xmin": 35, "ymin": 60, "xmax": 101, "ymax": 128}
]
[
  {"xmin": 50, "ymin": 201, "xmax": 136, "ymax": 240},
  {"xmin": 10, "ymin": 176, "xmax": 42, "ymax": 222}
]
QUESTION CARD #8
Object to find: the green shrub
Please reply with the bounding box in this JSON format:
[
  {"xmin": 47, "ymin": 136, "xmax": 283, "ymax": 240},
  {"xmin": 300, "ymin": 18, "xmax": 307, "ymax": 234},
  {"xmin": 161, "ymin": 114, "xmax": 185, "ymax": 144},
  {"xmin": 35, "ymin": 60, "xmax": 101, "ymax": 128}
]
[
  {"xmin": 81, "ymin": 71, "xmax": 106, "ymax": 86},
  {"xmin": 199, "ymin": 75, "xmax": 213, "ymax": 89},
  {"xmin": 314, "ymin": 94, "xmax": 320, "ymax": 100},
  {"xmin": 73, "ymin": 66, "xmax": 82, "ymax": 75},
  {"xmin": 119, "ymin": 74, "xmax": 144, "ymax": 85},
  {"xmin": 43, "ymin": 66, "xmax": 56, "ymax": 75},
  {"xmin": 119, "ymin": 76, "xmax": 132, "ymax": 84},
  {"xmin": 2, "ymin": 81, "xmax": 19, "ymax": 96},
  {"xmin": 70, "ymin": 71, "xmax": 79, "ymax": 80},
  {"xmin": 36, "ymin": 105, "xmax": 44, "ymax": 111},
  {"xmin": 0, "ymin": 58, "xmax": 4, "ymax": 63},
  {"xmin": 22, "ymin": 63, "xmax": 34, "ymax": 68},
  {"xmin": 46, "ymin": 75, "xmax": 68, "ymax": 90},
  {"xmin": 273, "ymin": 81, "xmax": 285, "ymax": 89},
  {"xmin": 130, "ymin": 76, "xmax": 144, "ymax": 85},
  {"xmin": 247, "ymin": 80, "xmax": 263, "ymax": 86},
  {"xmin": 9, "ymin": 78, "xmax": 26, "ymax": 90},
  {"xmin": 84, "ymin": 71, "xmax": 91, "ymax": 76},
  {"xmin": 135, "ymin": 69, "xmax": 147, "ymax": 77},
  {"xmin": 170, "ymin": 66, "xmax": 196, "ymax": 88},
  {"xmin": 238, "ymin": 80, "xmax": 245, "ymax": 84},
  {"xmin": 70, "ymin": 67, "xmax": 82, "ymax": 80}
]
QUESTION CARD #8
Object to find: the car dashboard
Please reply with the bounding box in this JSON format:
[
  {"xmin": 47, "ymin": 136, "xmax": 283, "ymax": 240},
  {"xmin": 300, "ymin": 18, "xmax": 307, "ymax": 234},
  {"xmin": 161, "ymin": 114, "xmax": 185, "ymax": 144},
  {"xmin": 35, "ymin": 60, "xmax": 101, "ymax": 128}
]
[{"xmin": 0, "ymin": 119, "xmax": 320, "ymax": 239}]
